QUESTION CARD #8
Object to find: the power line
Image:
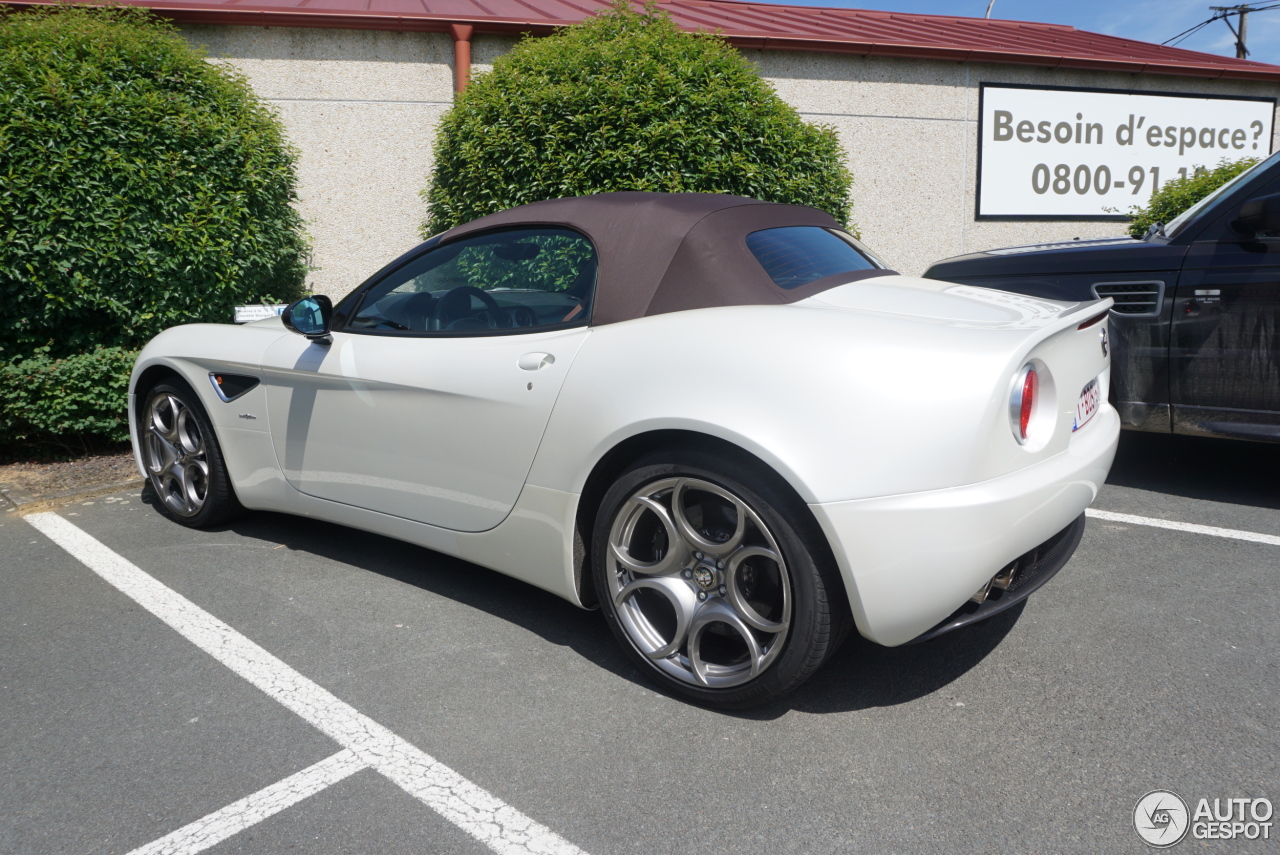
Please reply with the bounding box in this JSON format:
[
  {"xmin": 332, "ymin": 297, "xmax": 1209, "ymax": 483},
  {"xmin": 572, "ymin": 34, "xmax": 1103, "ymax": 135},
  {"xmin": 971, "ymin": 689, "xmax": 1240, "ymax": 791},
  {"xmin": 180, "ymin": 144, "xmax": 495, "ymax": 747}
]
[
  {"xmin": 1163, "ymin": 16, "xmax": 1223, "ymax": 47},
  {"xmin": 1165, "ymin": 3, "xmax": 1280, "ymax": 57}
]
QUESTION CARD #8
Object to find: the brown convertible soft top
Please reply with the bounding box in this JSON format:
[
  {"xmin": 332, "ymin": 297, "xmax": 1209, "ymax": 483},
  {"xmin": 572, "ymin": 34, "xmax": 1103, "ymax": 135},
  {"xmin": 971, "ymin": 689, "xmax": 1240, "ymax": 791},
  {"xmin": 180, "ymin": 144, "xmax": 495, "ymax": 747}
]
[{"xmin": 438, "ymin": 192, "xmax": 896, "ymax": 326}]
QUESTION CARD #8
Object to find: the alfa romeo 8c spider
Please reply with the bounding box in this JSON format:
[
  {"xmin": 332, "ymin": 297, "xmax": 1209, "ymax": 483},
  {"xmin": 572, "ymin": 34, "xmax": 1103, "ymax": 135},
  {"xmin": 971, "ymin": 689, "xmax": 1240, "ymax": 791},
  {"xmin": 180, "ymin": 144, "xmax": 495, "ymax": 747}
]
[{"xmin": 130, "ymin": 192, "xmax": 1119, "ymax": 707}]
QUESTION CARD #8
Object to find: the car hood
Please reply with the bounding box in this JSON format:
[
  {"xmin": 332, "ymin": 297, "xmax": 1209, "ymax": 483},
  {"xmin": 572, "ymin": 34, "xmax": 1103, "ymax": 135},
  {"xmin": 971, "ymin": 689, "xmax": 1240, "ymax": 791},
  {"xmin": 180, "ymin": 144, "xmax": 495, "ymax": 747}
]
[{"xmin": 793, "ymin": 275, "xmax": 1087, "ymax": 330}]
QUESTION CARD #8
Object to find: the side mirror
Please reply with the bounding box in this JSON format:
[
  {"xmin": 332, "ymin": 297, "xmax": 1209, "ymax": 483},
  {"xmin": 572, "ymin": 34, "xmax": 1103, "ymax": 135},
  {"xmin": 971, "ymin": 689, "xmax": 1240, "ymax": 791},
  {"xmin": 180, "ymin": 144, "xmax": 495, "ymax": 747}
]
[
  {"xmin": 282, "ymin": 295, "xmax": 333, "ymax": 343},
  {"xmin": 1231, "ymin": 193, "xmax": 1280, "ymax": 237}
]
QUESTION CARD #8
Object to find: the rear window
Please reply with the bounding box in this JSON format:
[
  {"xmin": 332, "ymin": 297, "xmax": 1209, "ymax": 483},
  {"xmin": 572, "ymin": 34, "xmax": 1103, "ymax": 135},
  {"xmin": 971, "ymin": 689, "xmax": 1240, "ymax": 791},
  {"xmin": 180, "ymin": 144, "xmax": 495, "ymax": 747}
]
[{"xmin": 746, "ymin": 226, "xmax": 882, "ymax": 289}]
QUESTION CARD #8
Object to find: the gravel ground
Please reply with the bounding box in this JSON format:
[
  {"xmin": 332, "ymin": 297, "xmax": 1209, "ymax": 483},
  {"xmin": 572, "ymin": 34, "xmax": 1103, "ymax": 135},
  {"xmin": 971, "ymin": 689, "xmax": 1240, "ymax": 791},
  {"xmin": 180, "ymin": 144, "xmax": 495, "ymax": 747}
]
[{"xmin": 0, "ymin": 451, "xmax": 140, "ymax": 500}]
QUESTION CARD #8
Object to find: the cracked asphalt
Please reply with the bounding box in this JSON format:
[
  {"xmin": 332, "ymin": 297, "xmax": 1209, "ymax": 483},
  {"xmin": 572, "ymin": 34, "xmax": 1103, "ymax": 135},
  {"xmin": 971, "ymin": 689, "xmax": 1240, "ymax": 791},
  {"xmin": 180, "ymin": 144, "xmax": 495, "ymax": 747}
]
[{"xmin": 2, "ymin": 429, "xmax": 1277, "ymax": 855}]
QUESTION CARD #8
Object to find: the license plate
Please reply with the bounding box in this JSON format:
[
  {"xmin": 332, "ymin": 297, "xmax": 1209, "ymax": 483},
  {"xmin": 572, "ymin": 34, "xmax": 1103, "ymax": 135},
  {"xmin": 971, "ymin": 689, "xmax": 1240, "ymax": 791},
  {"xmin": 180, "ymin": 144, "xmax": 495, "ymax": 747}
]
[{"xmin": 1074, "ymin": 378, "xmax": 1100, "ymax": 431}]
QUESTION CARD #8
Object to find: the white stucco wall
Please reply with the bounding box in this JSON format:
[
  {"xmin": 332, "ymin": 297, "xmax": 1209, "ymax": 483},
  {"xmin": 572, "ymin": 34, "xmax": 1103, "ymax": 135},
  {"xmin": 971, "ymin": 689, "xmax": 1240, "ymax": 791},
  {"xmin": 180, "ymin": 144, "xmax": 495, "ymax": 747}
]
[
  {"xmin": 182, "ymin": 25, "xmax": 455, "ymax": 298},
  {"xmin": 181, "ymin": 24, "xmax": 1280, "ymax": 296}
]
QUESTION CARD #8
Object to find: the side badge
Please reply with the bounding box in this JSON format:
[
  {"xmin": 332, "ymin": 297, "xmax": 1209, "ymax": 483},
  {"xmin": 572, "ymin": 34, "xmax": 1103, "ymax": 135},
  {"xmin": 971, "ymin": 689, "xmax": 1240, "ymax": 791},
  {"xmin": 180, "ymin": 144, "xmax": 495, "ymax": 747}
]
[{"xmin": 1099, "ymin": 327, "xmax": 1109, "ymax": 358}]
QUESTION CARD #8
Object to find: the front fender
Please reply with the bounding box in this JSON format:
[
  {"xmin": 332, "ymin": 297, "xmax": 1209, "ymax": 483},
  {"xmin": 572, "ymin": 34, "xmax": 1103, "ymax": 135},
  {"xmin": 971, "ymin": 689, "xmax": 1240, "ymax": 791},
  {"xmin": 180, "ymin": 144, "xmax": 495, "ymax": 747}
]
[{"xmin": 129, "ymin": 322, "xmax": 291, "ymax": 492}]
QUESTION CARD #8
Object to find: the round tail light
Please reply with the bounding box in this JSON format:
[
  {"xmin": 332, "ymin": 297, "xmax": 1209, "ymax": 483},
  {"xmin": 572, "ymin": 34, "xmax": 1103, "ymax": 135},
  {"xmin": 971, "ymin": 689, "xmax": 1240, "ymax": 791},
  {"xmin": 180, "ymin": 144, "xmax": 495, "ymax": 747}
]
[
  {"xmin": 1010, "ymin": 363, "xmax": 1041, "ymax": 445},
  {"xmin": 1019, "ymin": 368, "xmax": 1038, "ymax": 441}
]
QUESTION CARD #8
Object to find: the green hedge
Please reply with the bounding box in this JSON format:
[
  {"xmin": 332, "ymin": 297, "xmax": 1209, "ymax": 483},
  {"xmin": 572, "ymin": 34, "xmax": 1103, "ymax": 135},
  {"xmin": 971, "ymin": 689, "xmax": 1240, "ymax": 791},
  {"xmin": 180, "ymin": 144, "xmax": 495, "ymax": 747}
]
[
  {"xmin": 423, "ymin": 0, "xmax": 854, "ymax": 235},
  {"xmin": 0, "ymin": 5, "xmax": 308, "ymax": 361},
  {"xmin": 0, "ymin": 347, "xmax": 136, "ymax": 456},
  {"xmin": 1126, "ymin": 157, "xmax": 1260, "ymax": 237}
]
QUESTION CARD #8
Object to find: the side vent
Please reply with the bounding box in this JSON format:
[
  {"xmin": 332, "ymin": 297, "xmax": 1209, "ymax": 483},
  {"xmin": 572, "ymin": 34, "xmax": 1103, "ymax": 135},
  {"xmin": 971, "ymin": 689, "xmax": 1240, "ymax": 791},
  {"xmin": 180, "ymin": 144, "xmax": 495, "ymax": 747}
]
[
  {"xmin": 1091, "ymin": 281, "xmax": 1165, "ymax": 317},
  {"xmin": 209, "ymin": 373, "xmax": 260, "ymax": 403}
]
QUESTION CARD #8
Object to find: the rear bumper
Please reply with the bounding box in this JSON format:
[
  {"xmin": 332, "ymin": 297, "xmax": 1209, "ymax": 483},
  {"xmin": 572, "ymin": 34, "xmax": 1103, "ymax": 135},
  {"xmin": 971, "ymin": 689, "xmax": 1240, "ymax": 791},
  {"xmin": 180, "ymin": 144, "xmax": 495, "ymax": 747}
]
[
  {"xmin": 809, "ymin": 404, "xmax": 1118, "ymax": 647},
  {"xmin": 907, "ymin": 513, "xmax": 1085, "ymax": 644}
]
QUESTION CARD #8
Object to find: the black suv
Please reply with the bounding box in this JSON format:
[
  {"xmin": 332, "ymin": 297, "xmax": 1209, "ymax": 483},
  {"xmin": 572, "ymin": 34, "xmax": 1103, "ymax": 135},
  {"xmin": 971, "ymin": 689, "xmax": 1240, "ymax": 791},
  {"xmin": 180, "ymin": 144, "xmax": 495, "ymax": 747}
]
[{"xmin": 926, "ymin": 152, "xmax": 1280, "ymax": 444}]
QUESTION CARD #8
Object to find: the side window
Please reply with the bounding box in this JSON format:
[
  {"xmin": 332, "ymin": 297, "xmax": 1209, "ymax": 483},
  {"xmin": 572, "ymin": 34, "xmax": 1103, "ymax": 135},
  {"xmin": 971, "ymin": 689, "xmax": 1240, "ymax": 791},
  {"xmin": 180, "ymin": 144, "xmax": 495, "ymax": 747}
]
[
  {"xmin": 746, "ymin": 226, "xmax": 883, "ymax": 289},
  {"xmin": 345, "ymin": 228, "xmax": 596, "ymax": 334}
]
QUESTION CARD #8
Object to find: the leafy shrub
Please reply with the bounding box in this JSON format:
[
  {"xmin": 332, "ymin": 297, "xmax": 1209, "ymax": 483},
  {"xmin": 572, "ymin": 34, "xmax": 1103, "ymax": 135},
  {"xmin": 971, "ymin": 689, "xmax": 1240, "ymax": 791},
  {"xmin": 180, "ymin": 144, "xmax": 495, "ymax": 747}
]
[
  {"xmin": 0, "ymin": 347, "xmax": 136, "ymax": 456},
  {"xmin": 423, "ymin": 0, "xmax": 853, "ymax": 235},
  {"xmin": 0, "ymin": 5, "xmax": 308, "ymax": 361},
  {"xmin": 456, "ymin": 232, "xmax": 592, "ymax": 291},
  {"xmin": 1126, "ymin": 157, "xmax": 1259, "ymax": 237}
]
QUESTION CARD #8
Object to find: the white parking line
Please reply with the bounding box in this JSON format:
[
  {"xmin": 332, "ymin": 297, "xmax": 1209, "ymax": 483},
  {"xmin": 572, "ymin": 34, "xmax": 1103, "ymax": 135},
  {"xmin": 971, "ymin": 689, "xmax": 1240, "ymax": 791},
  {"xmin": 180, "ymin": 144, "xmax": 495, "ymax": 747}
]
[
  {"xmin": 24, "ymin": 513, "xmax": 587, "ymax": 855},
  {"xmin": 125, "ymin": 749, "xmax": 366, "ymax": 855},
  {"xmin": 1086, "ymin": 508, "xmax": 1280, "ymax": 546}
]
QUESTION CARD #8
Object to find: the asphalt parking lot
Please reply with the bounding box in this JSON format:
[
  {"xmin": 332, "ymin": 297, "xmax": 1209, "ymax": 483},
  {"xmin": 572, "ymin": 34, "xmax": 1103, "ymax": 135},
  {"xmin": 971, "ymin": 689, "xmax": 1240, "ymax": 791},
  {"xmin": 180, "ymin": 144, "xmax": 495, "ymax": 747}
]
[{"xmin": 2, "ymin": 430, "xmax": 1277, "ymax": 855}]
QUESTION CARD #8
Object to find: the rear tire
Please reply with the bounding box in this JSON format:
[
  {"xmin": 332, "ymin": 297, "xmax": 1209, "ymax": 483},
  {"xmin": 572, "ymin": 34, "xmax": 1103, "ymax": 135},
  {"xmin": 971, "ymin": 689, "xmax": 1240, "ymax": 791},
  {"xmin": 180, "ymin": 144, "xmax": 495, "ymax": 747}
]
[
  {"xmin": 139, "ymin": 380, "xmax": 244, "ymax": 528},
  {"xmin": 592, "ymin": 447, "xmax": 850, "ymax": 708}
]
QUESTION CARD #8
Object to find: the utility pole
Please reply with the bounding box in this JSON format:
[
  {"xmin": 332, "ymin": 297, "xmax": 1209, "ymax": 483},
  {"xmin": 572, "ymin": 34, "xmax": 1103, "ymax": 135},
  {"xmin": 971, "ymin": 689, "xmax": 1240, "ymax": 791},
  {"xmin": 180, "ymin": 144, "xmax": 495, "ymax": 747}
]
[{"xmin": 1210, "ymin": 4, "xmax": 1255, "ymax": 58}]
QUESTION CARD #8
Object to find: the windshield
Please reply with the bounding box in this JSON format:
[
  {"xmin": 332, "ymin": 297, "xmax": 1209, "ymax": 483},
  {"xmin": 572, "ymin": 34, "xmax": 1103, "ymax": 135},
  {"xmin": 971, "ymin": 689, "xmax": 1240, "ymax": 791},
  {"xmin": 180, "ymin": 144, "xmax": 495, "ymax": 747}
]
[{"xmin": 1164, "ymin": 151, "xmax": 1280, "ymax": 239}]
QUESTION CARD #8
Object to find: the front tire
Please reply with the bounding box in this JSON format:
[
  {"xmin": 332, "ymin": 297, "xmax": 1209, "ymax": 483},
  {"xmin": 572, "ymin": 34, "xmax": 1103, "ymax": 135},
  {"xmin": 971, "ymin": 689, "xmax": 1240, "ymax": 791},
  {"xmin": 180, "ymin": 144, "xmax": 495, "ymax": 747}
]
[
  {"xmin": 140, "ymin": 380, "xmax": 244, "ymax": 528},
  {"xmin": 592, "ymin": 448, "xmax": 849, "ymax": 708}
]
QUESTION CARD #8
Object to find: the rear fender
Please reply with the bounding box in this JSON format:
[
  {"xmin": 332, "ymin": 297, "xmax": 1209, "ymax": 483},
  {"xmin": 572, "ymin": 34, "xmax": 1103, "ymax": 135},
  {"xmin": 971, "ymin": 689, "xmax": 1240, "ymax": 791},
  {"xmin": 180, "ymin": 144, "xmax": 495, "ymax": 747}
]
[{"xmin": 529, "ymin": 300, "xmax": 1112, "ymax": 506}]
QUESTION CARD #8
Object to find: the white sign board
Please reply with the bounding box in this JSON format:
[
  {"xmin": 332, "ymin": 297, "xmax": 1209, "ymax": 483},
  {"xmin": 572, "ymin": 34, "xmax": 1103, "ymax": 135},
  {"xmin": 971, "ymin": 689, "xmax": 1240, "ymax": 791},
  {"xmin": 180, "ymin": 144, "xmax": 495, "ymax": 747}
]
[
  {"xmin": 978, "ymin": 84, "xmax": 1275, "ymax": 219},
  {"xmin": 234, "ymin": 304, "xmax": 288, "ymax": 324}
]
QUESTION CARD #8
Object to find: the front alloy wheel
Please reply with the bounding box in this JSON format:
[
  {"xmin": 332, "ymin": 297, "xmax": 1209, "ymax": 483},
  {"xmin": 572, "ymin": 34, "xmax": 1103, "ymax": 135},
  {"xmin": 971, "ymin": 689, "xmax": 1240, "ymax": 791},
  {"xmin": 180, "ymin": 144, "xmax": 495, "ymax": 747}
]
[
  {"xmin": 141, "ymin": 381, "xmax": 243, "ymax": 527},
  {"xmin": 144, "ymin": 389, "xmax": 210, "ymax": 518}
]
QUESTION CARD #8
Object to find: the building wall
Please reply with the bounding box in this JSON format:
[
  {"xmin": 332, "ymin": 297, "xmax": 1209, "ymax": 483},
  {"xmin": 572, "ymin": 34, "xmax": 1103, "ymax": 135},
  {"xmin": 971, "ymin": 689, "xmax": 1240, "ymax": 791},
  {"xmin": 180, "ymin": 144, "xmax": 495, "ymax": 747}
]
[
  {"xmin": 181, "ymin": 25, "xmax": 1280, "ymax": 297},
  {"xmin": 181, "ymin": 25, "xmax": 455, "ymax": 298}
]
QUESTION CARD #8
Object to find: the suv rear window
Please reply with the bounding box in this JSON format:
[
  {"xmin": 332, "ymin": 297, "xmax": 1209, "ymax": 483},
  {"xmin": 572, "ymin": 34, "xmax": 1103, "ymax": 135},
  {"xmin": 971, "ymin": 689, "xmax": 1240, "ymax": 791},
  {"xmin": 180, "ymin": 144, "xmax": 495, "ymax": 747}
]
[{"xmin": 746, "ymin": 226, "xmax": 882, "ymax": 289}]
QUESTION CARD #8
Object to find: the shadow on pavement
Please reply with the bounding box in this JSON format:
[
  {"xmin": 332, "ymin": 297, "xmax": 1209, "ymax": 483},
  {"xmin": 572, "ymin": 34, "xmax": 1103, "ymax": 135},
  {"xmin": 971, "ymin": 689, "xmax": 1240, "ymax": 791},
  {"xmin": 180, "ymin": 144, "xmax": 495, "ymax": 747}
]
[
  {"xmin": 1107, "ymin": 429, "xmax": 1280, "ymax": 509},
  {"xmin": 739, "ymin": 603, "xmax": 1023, "ymax": 719},
  {"xmin": 143, "ymin": 485, "xmax": 1022, "ymax": 718},
  {"xmin": 210, "ymin": 506, "xmax": 640, "ymax": 678}
]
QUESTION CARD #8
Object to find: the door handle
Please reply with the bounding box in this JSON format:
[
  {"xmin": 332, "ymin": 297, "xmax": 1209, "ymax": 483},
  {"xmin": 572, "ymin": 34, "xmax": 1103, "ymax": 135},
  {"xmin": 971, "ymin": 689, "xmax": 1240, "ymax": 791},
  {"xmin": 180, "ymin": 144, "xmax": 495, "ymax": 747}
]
[{"xmin": 518, "ymin": 352, "xmax": 555, "ymax": 371}]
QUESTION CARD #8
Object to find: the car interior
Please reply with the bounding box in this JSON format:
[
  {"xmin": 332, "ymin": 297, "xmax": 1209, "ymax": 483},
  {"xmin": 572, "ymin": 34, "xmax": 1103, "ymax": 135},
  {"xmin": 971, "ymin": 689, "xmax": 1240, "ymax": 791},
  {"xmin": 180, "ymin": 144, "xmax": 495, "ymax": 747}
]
[{"xmin": 345, "ymin": 227, "xmax": 597, "ymax": 334}]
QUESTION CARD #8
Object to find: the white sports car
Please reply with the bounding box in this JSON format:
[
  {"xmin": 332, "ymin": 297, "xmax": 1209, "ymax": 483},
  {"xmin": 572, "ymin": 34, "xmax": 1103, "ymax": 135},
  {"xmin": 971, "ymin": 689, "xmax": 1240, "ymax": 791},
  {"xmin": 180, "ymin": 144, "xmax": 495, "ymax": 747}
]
[{"xmin": 130, "ymin": 192, "xmax": 1119, "ymax": 707}]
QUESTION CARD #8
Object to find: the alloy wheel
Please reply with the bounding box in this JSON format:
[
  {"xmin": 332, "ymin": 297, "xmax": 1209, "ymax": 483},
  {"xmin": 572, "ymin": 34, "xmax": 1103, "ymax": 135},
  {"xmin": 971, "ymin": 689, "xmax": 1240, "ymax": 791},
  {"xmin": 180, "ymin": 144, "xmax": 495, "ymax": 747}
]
[
  {"xmin": 143, "ymin": 390, "xmax": 210, "ymax": 518},
  {"xmin": 605, "ymin": 477, "xmax": 792, "ymax": 688}
]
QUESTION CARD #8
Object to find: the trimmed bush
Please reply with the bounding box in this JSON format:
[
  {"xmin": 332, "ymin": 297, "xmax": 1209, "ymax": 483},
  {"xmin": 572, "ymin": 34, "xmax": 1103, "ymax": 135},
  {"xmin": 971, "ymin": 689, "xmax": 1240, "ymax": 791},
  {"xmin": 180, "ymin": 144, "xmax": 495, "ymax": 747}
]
[
  {"xmin": 0, "ymin": 5, "xmax": 309, "ymax": 360},
  {"xmin": 423, "ymin": 0, "xmax": 854, "ymax": 235},
  {"xmin": 0, "ymin": 347, "xmax": 136, "ymax": 456},
  {"xmin": 1126, "ymin": 157, "xmax": 1260, "ymax": 237}
]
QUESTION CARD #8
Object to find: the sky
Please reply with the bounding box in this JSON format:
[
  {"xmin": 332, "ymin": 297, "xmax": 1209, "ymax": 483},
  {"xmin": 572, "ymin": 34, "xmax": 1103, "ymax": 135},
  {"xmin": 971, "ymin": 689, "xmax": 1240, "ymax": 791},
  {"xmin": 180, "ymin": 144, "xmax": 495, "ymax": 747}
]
[{"xmin": 750, "ymin": 0, "xmax": 1280, "ymax": 66}]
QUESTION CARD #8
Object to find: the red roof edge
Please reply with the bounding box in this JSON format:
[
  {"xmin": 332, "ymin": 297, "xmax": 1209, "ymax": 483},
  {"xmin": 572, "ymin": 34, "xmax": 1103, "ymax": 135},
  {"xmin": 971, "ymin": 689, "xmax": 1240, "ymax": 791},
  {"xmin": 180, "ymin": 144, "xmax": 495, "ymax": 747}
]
[
  {"xmin": 4, "ymin": 0, "xmax": 1280, "ymax": 82},
  {"xmin": 0, "ymin": 2, "xmax": 563, "ymax": 35}
]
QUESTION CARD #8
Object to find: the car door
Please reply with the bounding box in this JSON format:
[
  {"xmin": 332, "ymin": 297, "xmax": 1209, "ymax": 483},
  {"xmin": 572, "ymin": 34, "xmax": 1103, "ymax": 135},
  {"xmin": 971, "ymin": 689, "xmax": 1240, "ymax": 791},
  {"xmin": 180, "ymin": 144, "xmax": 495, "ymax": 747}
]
[
  {"xmin": 1171, "ymin": 220, "xmax": 1280, "ymax": 439},
  {"xmin": 260, "ymin": 226, "xmax": 596, "ymax": 532}
]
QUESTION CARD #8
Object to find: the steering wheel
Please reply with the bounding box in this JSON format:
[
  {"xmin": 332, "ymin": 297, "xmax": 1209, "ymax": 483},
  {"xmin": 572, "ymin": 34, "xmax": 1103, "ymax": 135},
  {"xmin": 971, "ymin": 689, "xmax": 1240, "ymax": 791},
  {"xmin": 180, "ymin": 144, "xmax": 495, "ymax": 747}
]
[{"xmin": 432, "ymin": 286, "xmax": 507, "ymax": 331}]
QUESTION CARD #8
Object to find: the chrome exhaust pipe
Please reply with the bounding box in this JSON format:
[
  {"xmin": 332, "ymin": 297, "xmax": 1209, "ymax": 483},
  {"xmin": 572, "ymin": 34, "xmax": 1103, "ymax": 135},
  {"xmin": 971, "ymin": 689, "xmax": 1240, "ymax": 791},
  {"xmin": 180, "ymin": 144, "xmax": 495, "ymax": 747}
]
[
  {"xmin": 992, "ymin": 560, "xmax": 1019, "ymax": 591},
  {"xmin": 972, "ymin": 558, "xmax": 1021, "ymax": 604}
]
